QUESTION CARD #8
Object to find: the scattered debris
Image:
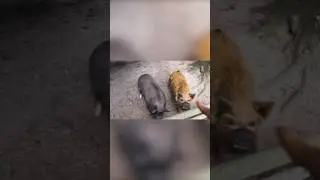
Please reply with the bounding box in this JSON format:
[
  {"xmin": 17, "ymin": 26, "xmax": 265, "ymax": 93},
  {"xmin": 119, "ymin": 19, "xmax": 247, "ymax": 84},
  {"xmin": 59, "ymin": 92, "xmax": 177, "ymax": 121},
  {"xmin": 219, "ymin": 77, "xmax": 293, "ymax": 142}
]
[
  {"xmin": 287, "ymin": 14, "xmax": 301, "ymax": 38},
  {"xmin": 282, "ymin": 14, "xmax": 302, "ymax": 59},
  {"xmin": 85, "ymin": 8, "xmax": 95, "ymax": 19},
  {"xmin": 280, "ymin": 67, "xmax": 307, "ymax": 112},
  {"xmin": 314, "ymin": 13, "xmax": 320, "ymax": 29},
  {"xmin": 81, "ymin": 24, "xmax": 89, "ymax": 30}
]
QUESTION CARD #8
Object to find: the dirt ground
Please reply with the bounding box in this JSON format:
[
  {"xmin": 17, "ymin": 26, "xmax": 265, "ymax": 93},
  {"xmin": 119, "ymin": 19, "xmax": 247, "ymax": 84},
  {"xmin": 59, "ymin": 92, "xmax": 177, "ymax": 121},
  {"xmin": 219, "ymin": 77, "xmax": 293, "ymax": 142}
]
[
  {"xmin": 0, "ymin": 1, "xmax": 109, "ymax": 179},
  {"xmin": 110, "ymin": 61, "xmax": 210, "ymax": 119}
]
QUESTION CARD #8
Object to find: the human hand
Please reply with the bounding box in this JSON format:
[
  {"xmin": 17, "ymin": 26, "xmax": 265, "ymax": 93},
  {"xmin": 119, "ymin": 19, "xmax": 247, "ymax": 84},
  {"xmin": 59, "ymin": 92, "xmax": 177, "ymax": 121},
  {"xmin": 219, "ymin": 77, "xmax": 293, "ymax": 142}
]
[{"xmin": 196, "ymin": 101, "xmax": 210, "ymax": 118}]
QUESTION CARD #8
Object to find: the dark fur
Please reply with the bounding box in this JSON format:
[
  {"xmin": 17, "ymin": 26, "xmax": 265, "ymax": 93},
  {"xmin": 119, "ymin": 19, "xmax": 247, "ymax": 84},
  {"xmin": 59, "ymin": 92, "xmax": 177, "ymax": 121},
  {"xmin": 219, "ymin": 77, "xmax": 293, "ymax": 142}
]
[
  {"xmin": 138, "ymin": 74, "xmax": 169, "ymax": 119},
  {"xmin": 89, "ymin": 40, "xmax": 110, "ymax": 116},
  {"xmin": 116, "ymin": 121, "xmax": 180, "ymax": 180},
  {"xmin": 89, "ymin": 39, "xmax": 140, "ymax": 116}
]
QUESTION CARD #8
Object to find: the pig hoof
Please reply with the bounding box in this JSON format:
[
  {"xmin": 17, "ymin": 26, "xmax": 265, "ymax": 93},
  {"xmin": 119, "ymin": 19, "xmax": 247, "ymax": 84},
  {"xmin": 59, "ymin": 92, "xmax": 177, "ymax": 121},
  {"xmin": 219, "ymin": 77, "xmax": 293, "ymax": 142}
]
[{"xmin": 94, "ymin": 103, "xmax": 102, "ymax": 116}]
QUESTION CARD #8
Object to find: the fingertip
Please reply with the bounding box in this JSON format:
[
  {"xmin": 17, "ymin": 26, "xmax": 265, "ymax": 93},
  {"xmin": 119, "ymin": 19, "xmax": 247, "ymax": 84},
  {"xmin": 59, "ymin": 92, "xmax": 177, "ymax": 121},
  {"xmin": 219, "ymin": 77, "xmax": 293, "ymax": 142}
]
[{"xmin": 196, "ymin": 101, "xmax": 203, "ymax": 106}]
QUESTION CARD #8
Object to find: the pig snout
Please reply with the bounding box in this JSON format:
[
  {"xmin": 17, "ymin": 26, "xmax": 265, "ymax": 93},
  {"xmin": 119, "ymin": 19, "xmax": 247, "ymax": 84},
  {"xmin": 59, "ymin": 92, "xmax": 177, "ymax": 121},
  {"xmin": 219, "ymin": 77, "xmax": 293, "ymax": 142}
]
[
  {"xmin": 153, "ymin": 112, "xmax": 164, "ymax": 119},
  {"xmin": 181, "ymin": 102, "xmax": 191, "ymax": 110},
  {"xmin": 150, "ymin": 104, "xmax": 167, "ymax": 119},
  {"xmin": 230, "ymin": 129, "xmax": 256, "ymax": 153},
  {"xmin": 148, "ymin": 103, "xmax": 166, "ymax": 120},
  {"xmin": 117, "ymin": 122, "xmax": 179, "ymax": 180}
]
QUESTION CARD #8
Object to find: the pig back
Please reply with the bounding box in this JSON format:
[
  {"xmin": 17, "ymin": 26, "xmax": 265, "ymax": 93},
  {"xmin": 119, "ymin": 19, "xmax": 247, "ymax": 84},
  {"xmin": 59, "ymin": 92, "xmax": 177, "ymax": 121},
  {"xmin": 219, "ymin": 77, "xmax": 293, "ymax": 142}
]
[
  {"xmin": 89, "ymin": 40, "xmax": 109, "ymax": 97},
  {"xmin": 138, "ymin": 74, "xmax": 165, "ymax": 102}
]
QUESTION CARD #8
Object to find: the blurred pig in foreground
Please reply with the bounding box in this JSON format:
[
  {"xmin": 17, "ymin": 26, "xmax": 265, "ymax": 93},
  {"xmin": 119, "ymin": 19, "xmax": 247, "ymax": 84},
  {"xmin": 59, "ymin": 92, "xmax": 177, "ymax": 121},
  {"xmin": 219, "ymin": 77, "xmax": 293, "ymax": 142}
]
[
  {"xmin": 112, "ymin": 121, "xmax": 180, "ymax": 180},
  {"xmin": 110, "ymin": 121, "xmax": 210, "ymax": 180}
]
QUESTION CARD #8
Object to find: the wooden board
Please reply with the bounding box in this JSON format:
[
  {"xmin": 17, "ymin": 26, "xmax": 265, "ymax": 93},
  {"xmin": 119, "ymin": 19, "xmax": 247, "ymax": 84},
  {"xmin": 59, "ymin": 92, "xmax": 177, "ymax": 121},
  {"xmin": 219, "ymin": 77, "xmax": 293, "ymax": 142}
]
[
  {"xmin": 191, "ymin": 114, "xmax": 208, "ymax": 120},
  {"xmin": 164, "ymin": 105, "xmax": 210, "ymax": 120},
  {"xmin": 211, "ymin": 134, "xmax": 320, "ymax": 180},
  {"xmin": 260, "ymin": 166, "xmax": 309, "ymax": 180},
  {"xmin": 211, "ymin": 146, "xmax": 291, "ymax": 180}
]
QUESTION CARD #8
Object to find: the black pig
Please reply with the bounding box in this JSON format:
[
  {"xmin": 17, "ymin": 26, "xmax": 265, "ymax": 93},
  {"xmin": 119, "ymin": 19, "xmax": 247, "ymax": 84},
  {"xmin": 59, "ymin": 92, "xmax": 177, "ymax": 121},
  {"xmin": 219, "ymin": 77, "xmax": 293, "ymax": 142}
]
[
  {"xmin": 138, "ymin": 74, "xmax": 169, "ymax": 119},
  {"xmin": 115, "ymin": 121, "xmax": 180, "ymax": 180},
  {"xmin": 89, "ymin": 40, "xmax": 109, "ymax": 116},
  {"xmin": 89, "ymin": 39, "xmax": 140, "ymax": 116}
]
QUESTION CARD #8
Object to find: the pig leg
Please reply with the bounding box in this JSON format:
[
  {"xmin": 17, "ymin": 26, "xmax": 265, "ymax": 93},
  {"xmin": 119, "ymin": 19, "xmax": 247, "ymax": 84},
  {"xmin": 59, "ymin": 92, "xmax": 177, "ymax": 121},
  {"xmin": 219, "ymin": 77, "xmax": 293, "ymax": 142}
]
[
  {"xmin": 177, "ymin": 105, "xmax": 183, "ymax": 113},
  {"xmin": 94, "ymin": 101, "xmax": 102, "ymax": 117},
  {"xmin": 93, "ymin": 92, "xmax": 104, "ymax": 117}
]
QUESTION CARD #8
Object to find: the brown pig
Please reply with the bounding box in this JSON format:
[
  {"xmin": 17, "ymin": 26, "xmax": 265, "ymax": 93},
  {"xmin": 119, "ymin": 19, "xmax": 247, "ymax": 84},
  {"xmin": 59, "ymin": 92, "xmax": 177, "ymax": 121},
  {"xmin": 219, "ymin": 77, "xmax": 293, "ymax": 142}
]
[
  {"xmin": 169, "ymin": 70, "xmax": 196, "ymax": 111},
  {"xmin": 210, "ymin": 29, "xmax": 274, "ymax": 160}
]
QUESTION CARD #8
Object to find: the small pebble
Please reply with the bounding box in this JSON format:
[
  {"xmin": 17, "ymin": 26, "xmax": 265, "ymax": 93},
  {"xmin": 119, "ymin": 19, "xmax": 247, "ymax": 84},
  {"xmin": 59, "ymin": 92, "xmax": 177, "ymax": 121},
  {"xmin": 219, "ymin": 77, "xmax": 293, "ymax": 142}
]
[{"xmin": 82, "ymin": 25, "xmax": 89, "ymax": 30}]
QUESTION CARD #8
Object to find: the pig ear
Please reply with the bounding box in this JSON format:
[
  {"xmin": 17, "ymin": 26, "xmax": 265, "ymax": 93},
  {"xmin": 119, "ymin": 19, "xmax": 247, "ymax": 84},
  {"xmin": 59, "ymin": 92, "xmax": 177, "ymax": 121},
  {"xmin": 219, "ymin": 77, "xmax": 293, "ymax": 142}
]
[
  {"xmin": 252, "ymin": 100, "xmax": 274, "ymax": 119},
  {"xmin": 189, "ymin": 93, "xmax": 196, "ymax": 100},
  {"xmin": 175, "ymin": 93, "xmax": 182, "ymax": 102}
]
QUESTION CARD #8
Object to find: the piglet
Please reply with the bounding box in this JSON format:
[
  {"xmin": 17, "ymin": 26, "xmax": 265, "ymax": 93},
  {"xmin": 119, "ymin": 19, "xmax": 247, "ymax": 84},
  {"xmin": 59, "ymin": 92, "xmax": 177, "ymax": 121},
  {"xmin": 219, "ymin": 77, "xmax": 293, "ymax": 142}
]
[{"xmin": 138, "ymin": 74, "xmax": 169, "ymax": 119}]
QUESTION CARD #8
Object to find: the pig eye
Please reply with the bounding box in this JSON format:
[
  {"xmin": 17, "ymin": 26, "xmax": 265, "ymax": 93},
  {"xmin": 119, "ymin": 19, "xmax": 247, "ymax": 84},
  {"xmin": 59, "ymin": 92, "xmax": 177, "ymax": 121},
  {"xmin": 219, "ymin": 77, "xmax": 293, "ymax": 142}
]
[
  {"xmin": 225, "ymin": 118, "xmax": 235, "ymax": 126},
  {"xmin": 248, "ymin": 121, "xmax": 256, "ymax": 127},
  {"xmin": 221, "ymin": 114, "xmax": 236, "ymax": 126}
]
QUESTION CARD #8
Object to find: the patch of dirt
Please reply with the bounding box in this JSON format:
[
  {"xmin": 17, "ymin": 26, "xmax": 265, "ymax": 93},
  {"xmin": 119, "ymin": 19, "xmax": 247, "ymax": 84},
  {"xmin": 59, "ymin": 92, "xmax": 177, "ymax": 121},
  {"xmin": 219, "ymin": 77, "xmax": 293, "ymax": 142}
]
[{"xmin": 0, "ymin": 1, "xmax": 109, "ymax": 179}]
